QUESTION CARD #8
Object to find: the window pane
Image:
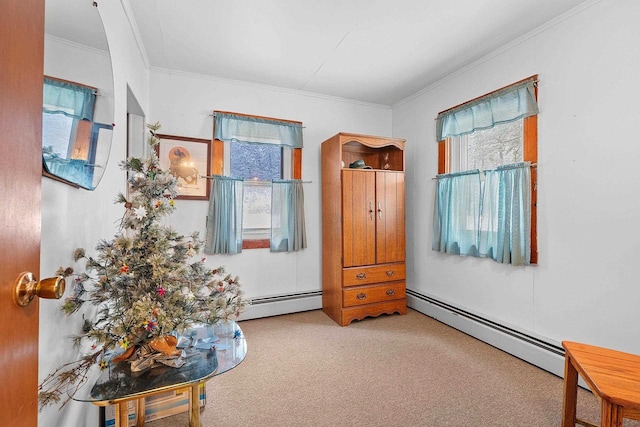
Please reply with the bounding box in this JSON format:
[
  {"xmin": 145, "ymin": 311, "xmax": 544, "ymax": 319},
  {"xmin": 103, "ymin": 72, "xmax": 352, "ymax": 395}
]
[
  {"xmin": 228, "ymin": 141, "xmax": 286, "ymax": 240},
  {"xmin": 230, "ymin": 141, "xmax": 282, "ymax": 180},
  {"xmin": 450, "ymin": 120, "xmax": 523, "ymax": 172},
  {"xmin": 242, "ymin": 182, "xmax": 271, "ymax": 237},
  {"xmin": 468, "ymin": 120, "xmax": 523, "ymax": 171},
  {"xmin": 42, "ymin": 113, "xmax": 74, "ymax": 159}
]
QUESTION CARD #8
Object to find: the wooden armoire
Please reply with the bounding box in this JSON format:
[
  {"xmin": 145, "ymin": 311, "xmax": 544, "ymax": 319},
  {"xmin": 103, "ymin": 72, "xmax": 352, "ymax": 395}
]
[{"xmin": 321, "ymin": 132, "xmax": 406, "ymax": 326}]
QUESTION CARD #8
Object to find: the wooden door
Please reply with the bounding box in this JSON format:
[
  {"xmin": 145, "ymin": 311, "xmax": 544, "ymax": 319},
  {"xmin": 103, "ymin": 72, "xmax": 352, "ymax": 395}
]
[
  {"xmin": 0, "ymin": 0, "xmax": 45, "ymax": 425},
  {"xmin": 375, "ymin": 172, "xmax": 406, "ymax": 264},
  {"xmin": 342, "ymin": 170, "xmax": 376, "ymax": 267}
]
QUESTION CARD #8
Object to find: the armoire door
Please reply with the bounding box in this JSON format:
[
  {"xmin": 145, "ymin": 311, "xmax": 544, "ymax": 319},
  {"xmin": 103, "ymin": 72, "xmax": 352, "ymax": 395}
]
[
  {"xmin": 342, "ymin": 170, "xmax": 376, "ymax": 267},
  {"xmin": 375, "ymin": 172, "xmax": 406, "ymax": 264}
]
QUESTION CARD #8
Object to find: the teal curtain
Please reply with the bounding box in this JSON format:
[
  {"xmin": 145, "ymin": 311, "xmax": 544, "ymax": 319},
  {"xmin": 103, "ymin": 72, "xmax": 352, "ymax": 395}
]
[
  {"xmin": 271, "ymin": 180, "xmax": 307, "ymax": 252},
  {"xmin": 43, "ymin": 78, "xmax": 95, "ymax": 121},
  {"xmin": 432, "ymin": 170, "xmax": 481, "ymax": 256},
  {"xmin": 214, "ymin": 112, "xmax": 303, "ymax": 148},
  {"xmin": 433, "ymin": 163, "xmax": 531, "ymax": 266},
  {"xmin": 205, "ymin": 176, "xmax": 244, "ymax": 254},
  {"xmin": 436, "ymin": 77, "xmax": 538, "ymax": 141},
  {"xmin": 479, "ymin": 163, "xmax": 531, "ymax": 266},
  {"xmin": 478, "ymin": 170, "xmax": 500, "ymax": 259}
]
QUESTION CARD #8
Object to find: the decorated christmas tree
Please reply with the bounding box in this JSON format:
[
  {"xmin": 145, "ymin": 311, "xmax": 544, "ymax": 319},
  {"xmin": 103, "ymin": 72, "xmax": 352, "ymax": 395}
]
[{"xmin": 39, "ymin": 122, "xmax": 249, "ymax": 408}]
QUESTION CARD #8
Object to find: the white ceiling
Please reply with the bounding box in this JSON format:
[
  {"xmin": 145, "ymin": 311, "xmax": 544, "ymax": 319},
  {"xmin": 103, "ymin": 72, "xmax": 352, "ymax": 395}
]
[
  {"xmin": 45, "ymin": 0, "xmax": 108, "ymax": 52},
  {"xmin": 47, "ymin": 0, "xmax": 591, "ymax": 105}
]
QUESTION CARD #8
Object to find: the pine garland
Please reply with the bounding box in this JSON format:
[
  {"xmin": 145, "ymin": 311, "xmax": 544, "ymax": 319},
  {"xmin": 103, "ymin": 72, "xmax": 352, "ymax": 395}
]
[{"xmin": 39, "ymin": 122, "xmax": 249, "ymax": 409}]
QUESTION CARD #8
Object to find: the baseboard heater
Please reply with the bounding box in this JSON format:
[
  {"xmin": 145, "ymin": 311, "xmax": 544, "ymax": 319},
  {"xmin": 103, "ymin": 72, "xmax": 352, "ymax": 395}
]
[
  {"xmin": 238, "ymin": 290, "xmax": 322, "ymax": 321},
  {"xmin": 249, "ymin": 290, "xmax": 322, "ymax": 304},
  {"xmin": 242, "ymin": 288, "xmax": 570, "ymax": 380},
  {"xmin": 406, "ymin": 288, "xmax": 566, "ymax": 378}
]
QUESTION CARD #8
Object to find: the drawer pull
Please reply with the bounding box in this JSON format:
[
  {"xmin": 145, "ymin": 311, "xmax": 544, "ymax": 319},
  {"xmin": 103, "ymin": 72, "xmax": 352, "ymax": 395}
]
[
  {"xmin": 355, "ymin": 273, "xmax": 367, "ymax": 280},
  {"xmin": 386, "ymin": 289, "xmax": 396, "ymax": 296},
  {"xmin": 356, "ymin": 292, "xmax": 367, "ymax": 300},
  {"xmin": 386, "ymin": 270, "xmax": 395, "ymax": 277}
]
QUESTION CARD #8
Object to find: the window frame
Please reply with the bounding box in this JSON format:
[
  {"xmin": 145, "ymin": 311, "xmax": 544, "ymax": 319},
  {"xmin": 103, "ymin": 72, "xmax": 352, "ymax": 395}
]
[
  {"xmin": 211, "ymin": 111, "xmax": 302, "ymax": 249},
  {"xmin": 437, "ymin": 75, "xmax": 538, "ymax": 263}
]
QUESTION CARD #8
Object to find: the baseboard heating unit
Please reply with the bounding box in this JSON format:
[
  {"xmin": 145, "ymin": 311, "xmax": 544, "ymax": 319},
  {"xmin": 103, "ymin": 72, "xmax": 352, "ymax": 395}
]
[
  {"xmin": 239, "ymin": 290, "xmax": 322, "ymax": 321},
  {"xmin": 406, "ymin": 289, "xmax": 566, "ymax": 378},
  {"xmin": 237, "ymin": 288, "xmax": 569, "ymax": 380}
]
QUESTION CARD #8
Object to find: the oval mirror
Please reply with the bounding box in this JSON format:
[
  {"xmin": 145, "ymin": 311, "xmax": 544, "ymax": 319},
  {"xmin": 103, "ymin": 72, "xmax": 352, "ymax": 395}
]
[{"xmin": 43, "ymin": 0, "xmax": 114, "ymax": 190}]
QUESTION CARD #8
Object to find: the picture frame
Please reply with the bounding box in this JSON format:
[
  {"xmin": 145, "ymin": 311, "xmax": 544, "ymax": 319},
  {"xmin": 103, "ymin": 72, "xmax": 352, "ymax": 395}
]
[{"xmin": 154, "ymin": 134, "xmax": 212, "ymax": 200}]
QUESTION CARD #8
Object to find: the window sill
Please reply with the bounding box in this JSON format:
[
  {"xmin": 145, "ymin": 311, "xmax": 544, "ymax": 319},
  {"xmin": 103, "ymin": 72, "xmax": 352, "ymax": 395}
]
[{"xmin": 242, "ymin": 239, "xmax": 270, "ymax": 249}]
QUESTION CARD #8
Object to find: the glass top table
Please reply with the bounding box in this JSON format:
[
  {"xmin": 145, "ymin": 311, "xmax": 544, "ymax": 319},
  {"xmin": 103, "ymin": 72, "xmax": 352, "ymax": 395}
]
[{"xmin": 74, "ymin": 320, "xmax": 247, "ymax": 427}]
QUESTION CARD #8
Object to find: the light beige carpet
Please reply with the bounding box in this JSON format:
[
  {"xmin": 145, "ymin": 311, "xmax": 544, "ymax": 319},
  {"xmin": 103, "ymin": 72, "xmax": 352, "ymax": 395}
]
[{"xmin": 147, "ymin": 309, "xmax": 637, "ymax": 427}]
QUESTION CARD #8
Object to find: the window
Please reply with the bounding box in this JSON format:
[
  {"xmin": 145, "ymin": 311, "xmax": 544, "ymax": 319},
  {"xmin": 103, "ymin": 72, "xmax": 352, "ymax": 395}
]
[
  {"xmin": 212, "ymin": 111, "xmax": 303, "ymax": 249},
  {"xmin": 42, "ymin": 77, "xmax": 98, "ymax": 189},
  {"xmin": 230, "ymin": 141, "xmax": 285, "ymax": 240},
  {"xmin": 448, "ymin": 120, "xmax": 523, "ymax": 173},
  {"xmin": 435, "ymin": 76, "xmax": 538, "ymax": 264}
]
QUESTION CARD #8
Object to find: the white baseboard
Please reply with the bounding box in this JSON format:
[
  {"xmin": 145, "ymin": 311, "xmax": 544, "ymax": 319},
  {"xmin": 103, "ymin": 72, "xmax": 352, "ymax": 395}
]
[
  {"xmin": 407, "ymin": 290, "xmax": 566, "ymax": 378},
  {"xmin": 237, "ymin": 291, "xmax": 322, "ymax": 321},
  {"xmin": 235, "ymin": 288, "xmax": 573, "ymax": 383}
]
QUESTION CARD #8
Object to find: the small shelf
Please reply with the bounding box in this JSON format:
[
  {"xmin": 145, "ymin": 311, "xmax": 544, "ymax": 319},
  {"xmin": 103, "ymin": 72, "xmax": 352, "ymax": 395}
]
[{"xmin": 341, "ymin": 138, "xmax": 405, "ymax": 172}]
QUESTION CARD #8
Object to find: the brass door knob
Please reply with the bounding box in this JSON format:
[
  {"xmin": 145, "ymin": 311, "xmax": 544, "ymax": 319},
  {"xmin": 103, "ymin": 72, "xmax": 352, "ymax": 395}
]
[{"xmin": 13, "ymin": 272, "xmax": 65, "ymax": 307}]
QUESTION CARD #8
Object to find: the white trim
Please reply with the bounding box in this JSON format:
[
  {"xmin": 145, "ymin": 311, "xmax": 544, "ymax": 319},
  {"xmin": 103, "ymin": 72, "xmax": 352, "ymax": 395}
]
[
  {"xmin": 406, "ymin": 290, "xmax": 565, "ymax": 378},
  {"xmin": 45, "ymin": 34, "xmax": 110, "ymax": 59},
  {"xmin": 237, "ymin": 292, "xmax": 322, "ymax": 321},
  {"xmin": 235, "ymin": 288, "xmax": 594, "ymax": 388},
  {"xmin": 119, "ymin": 0, "xmax": 150, "ymax": 69}
]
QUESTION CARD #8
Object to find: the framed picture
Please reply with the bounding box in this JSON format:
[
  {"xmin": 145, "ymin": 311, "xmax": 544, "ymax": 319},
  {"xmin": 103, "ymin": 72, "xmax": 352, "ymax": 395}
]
[{"xmin": 154, "ymin": 134, "xmax": 211, "ymax": 200}]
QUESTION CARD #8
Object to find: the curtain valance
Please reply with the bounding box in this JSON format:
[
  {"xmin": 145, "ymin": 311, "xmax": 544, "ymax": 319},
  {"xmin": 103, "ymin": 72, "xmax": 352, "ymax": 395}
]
[
  {"xmin": 436, "ymin": 77, "xmax": 538, "ymax": 141},
  {"xmin": 43, "ymin": 77, "xmax": 96, "ymax": 121},
  {"xmin": 214, "ymin": 111, "xmax": 303, "ymax": 148}
]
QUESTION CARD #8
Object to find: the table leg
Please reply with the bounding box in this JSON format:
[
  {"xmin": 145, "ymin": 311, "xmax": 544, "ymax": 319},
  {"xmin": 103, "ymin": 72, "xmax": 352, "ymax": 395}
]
[
  {"xmin": 116, "ymin": 401, "xmax": 129, "ymax": 427},
  {"xmin": 562, "ymin": 354, "xmax": 579, "ymax": 427},
  {"xmin": 189, "ymin": 383, "xmax": 202, "ymax": 427},
  {"xmin": 136, "ymin": 398, "xmax": 146, "ymax": 427},
  {"xmin": 601, "ymin": 400, "xmax": 624, "ymax": 427}
]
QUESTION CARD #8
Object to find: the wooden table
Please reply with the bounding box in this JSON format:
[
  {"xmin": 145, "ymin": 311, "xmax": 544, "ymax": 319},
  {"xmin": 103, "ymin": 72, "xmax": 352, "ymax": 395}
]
[
  {"xmin": 75, "ymin": 321, "xmax": 246, "ymax": 427},
  {"xmin": 562, "ymin": 341, "xmax": 640, "ymax": 427}
]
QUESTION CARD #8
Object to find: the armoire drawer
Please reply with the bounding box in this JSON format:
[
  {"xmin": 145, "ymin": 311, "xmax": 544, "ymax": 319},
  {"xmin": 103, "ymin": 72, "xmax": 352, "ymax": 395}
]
[
  {"xmin": 343, "ymin": 282, "xmax": 406, "ymax": 307},
  {"xmin": 342, "ymin": 263, "xmax": 405, "ymax": 287}
]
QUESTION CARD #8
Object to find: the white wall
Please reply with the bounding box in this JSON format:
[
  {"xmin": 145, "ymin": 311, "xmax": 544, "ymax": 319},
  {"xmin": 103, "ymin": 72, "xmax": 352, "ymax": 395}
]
[
  {"xmin": 39, "ymin": 2, "xmax": 149, "ymax": 426},
  {"xmin": 394, "ymin": 0, "xmax": 640, "ymax": 355},
  {"xmin": 148, "ymin": 69, "xmax": 392, "ymax": 305}
]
